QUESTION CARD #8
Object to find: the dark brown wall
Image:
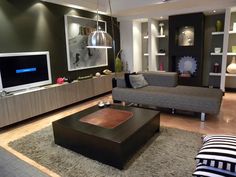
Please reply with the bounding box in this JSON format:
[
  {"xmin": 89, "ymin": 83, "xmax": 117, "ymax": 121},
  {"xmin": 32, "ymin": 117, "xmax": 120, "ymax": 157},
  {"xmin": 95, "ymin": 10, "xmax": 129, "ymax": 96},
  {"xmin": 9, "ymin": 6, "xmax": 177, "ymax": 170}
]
[
  {"xmin": 169, "ymin": 13, "xmax": 205, "ymax": 86},
  {"xmin": 0, "ymin": 0, "xmax": 120, "ymax": 82}
]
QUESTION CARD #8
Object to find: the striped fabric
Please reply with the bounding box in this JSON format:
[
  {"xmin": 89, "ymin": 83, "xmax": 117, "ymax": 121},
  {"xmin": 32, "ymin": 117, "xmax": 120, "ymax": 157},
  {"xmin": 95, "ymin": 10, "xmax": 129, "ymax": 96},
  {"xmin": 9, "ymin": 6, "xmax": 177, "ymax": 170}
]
[
  {"xmin": 203, "ymin": 135, "xmax": 236, "ymax": 144},
  {"xmin": 196, "ymin": 135, "xmax": 236, "ymax": 173},
  {"xmin": 193, "ymin": 163, "xmax": 236, "ymax": 177}
]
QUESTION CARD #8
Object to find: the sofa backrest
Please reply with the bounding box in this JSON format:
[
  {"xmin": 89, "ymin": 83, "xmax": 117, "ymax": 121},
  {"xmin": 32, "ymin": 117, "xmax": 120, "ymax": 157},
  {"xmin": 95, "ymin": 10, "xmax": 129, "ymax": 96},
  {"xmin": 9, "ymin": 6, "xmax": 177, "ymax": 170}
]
[
  {"xmin": 140, "ymin": 72, "xmax": 178, "ymax": 87},
  {"xmin": 115, "ymin": 72, "xmax": 178, "ymax": 88}
]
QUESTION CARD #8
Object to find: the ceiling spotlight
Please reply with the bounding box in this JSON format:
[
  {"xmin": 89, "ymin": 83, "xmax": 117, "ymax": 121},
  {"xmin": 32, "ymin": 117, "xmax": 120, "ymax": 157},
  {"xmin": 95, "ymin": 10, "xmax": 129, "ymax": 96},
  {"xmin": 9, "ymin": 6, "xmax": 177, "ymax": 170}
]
[
  {"xmin": 160, "ymin": 16, "xmax": 163, "ymax": 19},
  {"xmin": 213, "ymin": 10, "xmax": 216, "ymax": 13}
]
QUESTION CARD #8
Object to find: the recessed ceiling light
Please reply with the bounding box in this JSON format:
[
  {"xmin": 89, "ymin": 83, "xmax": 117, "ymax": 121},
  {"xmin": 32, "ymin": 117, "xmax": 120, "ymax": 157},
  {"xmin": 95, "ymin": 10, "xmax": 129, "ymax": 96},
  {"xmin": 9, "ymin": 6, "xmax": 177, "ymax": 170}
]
[
  {"xmin": 160, "ymin": 16, "xmax": 163, "ymax": 19},
  {"xmin": 213, "ymin": 10, "xmax": 216, "ymax": 13}
]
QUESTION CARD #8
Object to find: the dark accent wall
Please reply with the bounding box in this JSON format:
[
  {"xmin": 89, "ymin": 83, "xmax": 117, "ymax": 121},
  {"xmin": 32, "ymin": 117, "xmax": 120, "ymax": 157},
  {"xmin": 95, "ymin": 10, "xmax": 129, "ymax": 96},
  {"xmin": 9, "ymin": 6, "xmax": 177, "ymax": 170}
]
[
  {"xmin": 0, "ymin": 0, "xmax": 120, "ymax": 82},
  {"xmin": 169, "ymin": 13, "xmax": 205, "ymax": 86}
]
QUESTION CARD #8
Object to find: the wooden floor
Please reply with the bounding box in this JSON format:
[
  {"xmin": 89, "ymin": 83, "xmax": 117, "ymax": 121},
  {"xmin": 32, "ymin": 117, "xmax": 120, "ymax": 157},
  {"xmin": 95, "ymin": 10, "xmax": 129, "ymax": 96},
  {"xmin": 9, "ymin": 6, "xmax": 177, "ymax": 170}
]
[{"xmin": 0, "ymin": 92, "xmax": 236, "ymax": 176}]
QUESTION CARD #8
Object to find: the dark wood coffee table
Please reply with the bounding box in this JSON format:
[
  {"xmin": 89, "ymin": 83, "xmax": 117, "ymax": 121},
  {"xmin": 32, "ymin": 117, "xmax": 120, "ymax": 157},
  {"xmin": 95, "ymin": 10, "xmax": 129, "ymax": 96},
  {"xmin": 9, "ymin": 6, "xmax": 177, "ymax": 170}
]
[{"xmin": 52, "ymin": 105, "xmax": 160, "ymax": 169}]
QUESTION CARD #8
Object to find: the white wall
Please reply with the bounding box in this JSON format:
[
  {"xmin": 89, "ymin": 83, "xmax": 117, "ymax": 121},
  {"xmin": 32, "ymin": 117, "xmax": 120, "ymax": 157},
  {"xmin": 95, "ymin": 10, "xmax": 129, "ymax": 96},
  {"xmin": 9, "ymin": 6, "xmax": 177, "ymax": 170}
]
[
  {"xmin": 120, "ymin": 20, "xmax": 134, "ymax": 72},
  {"xmin": 133, "ymin": 21, "xmax": 142, "ymax": 72},
  {"xmin": 120, "ymin": 20, "xmax": 142, "ymax": 72}
]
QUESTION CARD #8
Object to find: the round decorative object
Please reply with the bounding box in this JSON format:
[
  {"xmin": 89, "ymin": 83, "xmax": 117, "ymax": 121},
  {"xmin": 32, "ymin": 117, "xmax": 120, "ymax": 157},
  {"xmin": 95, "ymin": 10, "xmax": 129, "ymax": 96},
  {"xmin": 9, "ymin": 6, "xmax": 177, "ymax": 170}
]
[
  {"xmin": 227, "ymin": 57, "xmax": 236, "ymax": 74},
  {"xmin": 216, "ymin": 20, "xmax": 223, "ymax": 32},
  {"xmin": 0, "ymin": 91, "xmax": 7, "ymax": 97},
  {"xmin": 56, "ymin": 77, "xmax": 65, "ymax": 84},
  {"xmin": 103, "ymin": 69, "xmax": 112, "ymax": 75},
  {"xmin": 95, "ymin": 72, "xmax": 101, "ymax": 77},
  {"xmin": 178, "ymin": 56, "xmax": 197, "ymax": 74},
  {"xmin": 98, "ymin": 101, "xmax": 105, "ymax": 108},
  {"xmin": 105, "ymin": 101, "xmax": 111, "ymax": 106}
]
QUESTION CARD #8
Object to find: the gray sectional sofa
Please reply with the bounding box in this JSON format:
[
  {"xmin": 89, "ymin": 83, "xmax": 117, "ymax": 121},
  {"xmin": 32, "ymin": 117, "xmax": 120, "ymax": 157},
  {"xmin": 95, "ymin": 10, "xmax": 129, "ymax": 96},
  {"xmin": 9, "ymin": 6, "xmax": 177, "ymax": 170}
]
[{"xmin": 112, "ymin": 72, "xmax": 223, "ymax": 121}]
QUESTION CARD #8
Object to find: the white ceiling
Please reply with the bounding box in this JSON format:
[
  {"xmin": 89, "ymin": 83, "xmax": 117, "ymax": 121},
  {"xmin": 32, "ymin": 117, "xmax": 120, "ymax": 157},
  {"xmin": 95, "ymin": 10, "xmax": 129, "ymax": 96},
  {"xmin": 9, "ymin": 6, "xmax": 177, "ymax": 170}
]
[{"xmin": 42, "ymin": 0, "xmax": 236, "ymax": 20}]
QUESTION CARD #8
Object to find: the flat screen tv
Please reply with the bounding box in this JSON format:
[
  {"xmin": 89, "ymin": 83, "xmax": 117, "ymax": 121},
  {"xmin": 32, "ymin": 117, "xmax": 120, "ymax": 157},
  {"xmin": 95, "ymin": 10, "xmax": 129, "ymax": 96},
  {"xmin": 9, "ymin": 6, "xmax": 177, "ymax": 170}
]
[{"xmin": 0, "ymin": 51, "xmax": 52, "ymax": 93}]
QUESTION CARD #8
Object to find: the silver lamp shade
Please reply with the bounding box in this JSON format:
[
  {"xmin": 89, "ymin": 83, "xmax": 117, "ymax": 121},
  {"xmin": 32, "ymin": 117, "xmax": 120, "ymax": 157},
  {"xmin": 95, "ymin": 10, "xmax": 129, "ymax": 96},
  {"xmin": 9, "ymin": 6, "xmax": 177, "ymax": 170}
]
[{"xmin": 87, "ymin": 30, "xmax": 112, "ymax": 48}]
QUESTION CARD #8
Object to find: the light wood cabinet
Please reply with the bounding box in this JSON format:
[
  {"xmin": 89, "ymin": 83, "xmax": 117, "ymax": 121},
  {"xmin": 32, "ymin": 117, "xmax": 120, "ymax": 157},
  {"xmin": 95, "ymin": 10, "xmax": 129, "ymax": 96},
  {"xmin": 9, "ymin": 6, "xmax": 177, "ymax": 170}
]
[{"xmin": 0, "ymin": 74, "xmax": 113, "ymax": 128}]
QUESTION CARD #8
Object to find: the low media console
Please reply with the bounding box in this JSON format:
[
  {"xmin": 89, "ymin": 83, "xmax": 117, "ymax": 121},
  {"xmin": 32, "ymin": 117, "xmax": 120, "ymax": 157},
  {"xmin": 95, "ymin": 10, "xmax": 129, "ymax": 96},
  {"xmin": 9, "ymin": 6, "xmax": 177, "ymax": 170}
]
[{"xmin": 0, "ymin": 75, "xmax": 114, "ymax": 128}]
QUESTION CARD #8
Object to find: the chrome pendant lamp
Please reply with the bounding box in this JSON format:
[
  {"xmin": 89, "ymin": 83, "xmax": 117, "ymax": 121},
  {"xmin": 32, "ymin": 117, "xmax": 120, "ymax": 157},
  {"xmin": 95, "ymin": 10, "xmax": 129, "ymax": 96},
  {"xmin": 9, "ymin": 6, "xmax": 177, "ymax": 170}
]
[{"xmin": 87, "ymin": 0, "xmax": 112, "ymax": 48}]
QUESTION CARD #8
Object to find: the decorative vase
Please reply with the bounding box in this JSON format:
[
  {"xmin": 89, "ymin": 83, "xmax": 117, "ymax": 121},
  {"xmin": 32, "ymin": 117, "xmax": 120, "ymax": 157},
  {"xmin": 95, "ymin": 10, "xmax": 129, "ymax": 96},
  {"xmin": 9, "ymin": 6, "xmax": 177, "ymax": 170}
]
[
  {"xmin": 232, "ymin": 46, "xmax": 236, "ymax": 53},
  {"xmin": 213, "ymin": 62, "xmax": 220, "ymax": 73},
  {"xmin": 159, "ymin": 63, "xmax": 164, "ymax": 71},
  {"xmin": 215, "ymin": 20, "xmax": 223, "ymax": 32},
  {"xmin": 227, "ymin": 56, "xmax": 236, "ymax": 74},
  {"xmin": 115, "ymin": 57, "xmax": 123, "ymax": 72},
  {"xmin": 159, "ymin": 23, "xmax": 164, "ymax": 36}
]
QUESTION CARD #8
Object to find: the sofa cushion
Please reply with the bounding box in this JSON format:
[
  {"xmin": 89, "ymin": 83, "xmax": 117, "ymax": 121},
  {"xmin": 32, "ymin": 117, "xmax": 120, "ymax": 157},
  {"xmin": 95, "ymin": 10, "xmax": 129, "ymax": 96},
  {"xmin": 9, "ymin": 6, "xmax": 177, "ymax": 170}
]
[
  {"xmin": 193, "ymin": 163, "xmax": 236, "ymax": 177},
  {"xmin": 195, "ymin": 135, "xmax": 236, "ymax": 172},
  {"xmin": 139, "ymin": 72, "xmax": 178, "ymax": 87},
  {"xmin": 124, "ymin": 72, "xmax": 136, "ymax": 88},
  {"xmin": 129, "ymin": 74, "xmax": 148, "ymax": 89},
  {"xmin": 203, "ymin": 135, "xmax": 236, "ymax": 144}
]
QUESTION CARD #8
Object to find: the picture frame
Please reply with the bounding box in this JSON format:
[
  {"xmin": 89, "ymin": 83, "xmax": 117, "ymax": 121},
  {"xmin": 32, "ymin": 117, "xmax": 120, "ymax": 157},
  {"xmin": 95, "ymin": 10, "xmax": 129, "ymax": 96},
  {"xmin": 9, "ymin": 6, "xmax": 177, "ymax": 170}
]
[{"xmin": 64, "ymin": 15, "xmax": 108, "ymax": 71}]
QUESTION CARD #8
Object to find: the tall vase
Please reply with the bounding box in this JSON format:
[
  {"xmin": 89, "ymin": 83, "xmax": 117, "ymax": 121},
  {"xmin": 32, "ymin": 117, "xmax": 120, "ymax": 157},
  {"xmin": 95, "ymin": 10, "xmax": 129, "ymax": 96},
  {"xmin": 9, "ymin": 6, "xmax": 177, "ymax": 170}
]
[
  {"xmin": 115, "ymin": 57, "xmax": 123, "ymax": 73},
  {"xmin": 227, "ymin": 56, "xmax": 236, "ymax": 74},
  {"xmin": 215, "ymin": 20, "xmax": 223, "ymax": 32},
  {"xmin": 160, "ymin": 26, "xmax": 164, "ymax": 36}
]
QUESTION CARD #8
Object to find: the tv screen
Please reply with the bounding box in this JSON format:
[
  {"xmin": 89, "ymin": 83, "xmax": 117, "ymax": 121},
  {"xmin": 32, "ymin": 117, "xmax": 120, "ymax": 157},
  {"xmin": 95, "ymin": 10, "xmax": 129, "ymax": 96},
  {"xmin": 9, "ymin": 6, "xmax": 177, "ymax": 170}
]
[{"xmin": 0, "ymin": 51, "xmax": 52, "ymax": 92}]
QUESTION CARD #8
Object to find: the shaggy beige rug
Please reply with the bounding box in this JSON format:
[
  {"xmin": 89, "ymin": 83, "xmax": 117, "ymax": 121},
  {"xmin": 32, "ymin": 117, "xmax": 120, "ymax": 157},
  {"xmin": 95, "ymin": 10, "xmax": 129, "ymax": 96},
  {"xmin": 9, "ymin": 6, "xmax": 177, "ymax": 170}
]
[{"xmin": 9, "ymin": 126, "xmax": 202, "ymax": 177}]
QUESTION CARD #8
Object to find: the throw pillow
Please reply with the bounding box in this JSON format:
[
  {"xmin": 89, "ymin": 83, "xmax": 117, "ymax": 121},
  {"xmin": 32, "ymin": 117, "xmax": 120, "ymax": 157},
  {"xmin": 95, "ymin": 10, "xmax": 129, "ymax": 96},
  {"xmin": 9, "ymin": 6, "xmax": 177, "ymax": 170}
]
[
  {"xmin": 124, "ymin": 72, "xmax": 136, "ymax": 88},
  {"xmin": 129, "ymin": 74, "xmax": 148, "ymax": 89},
  {"xmin": 193, "ymin": 163, "xmax": 236, "ymax": 177},
  {"xmin": 195, "ymin": 135, "xmax": 236, "ymax": 172}
]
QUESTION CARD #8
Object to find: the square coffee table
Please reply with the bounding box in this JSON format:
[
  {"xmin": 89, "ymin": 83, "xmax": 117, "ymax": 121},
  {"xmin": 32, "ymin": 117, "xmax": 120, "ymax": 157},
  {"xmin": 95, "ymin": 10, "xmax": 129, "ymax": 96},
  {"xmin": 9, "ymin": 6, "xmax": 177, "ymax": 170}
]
[{"xmin": 52, "ymin": 105, "xmax": 160, "ymax": 169}]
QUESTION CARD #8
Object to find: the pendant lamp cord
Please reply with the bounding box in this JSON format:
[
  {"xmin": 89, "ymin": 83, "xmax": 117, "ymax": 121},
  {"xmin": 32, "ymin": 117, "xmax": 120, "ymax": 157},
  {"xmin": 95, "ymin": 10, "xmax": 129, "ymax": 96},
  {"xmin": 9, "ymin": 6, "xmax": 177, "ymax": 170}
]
[
  {"xmin": 96, "ymin": 0, "xmax": 99, "ymax": 31},
  {"xmin": 108, "ymin": 0, "xmax": 116, "ymax": 61}
]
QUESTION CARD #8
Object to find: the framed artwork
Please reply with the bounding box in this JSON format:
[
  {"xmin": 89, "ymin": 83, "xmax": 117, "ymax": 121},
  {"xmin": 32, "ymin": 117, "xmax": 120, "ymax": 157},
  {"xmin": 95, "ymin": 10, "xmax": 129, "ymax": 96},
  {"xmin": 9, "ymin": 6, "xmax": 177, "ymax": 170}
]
[
  {"xmin": 64, "ymin": 15, "xmax": 108, "ymax": 71},
  {"xmin": 177, "ymin": 26, "xmax": 194, "ymax": 46}
]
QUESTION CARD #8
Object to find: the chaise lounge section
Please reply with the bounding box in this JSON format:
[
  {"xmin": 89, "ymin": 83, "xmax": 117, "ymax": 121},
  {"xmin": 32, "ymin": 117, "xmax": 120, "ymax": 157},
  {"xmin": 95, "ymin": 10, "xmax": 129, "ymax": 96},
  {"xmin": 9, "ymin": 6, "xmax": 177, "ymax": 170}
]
[{"xmin": 112, "ymin": 72, "xmax": 223, "ymax": 121}]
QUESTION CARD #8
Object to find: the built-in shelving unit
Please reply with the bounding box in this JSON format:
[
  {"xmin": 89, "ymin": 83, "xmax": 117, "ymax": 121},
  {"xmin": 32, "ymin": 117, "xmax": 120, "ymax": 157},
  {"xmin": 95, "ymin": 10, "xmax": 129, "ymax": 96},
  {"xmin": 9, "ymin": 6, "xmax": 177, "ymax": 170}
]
[
  {"xmin": 219, "ymin": 8, "xmax": 236, "ymax": 91},
  {"xmin": 141, "ymin": 19, "xmax": 169, "ymax": 72},
  {"xmin": 156, "ymin": 20, "xmax": 168, "ymax": 72},
  {"xmin": 208, "ymin": 13, "xmax": 225, "ymax": 89},
  {"xmin": 208, "ymin": 8, "xmax": 236, "ymax": 91}
]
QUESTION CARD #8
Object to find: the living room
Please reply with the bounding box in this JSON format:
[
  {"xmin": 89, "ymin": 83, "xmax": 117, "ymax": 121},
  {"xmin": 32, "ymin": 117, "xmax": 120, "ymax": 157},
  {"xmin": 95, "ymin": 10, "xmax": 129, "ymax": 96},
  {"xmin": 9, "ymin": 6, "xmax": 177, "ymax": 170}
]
[{"xmin": 0, "ymin": 0, "xmax": 236, "ymax": 176}]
